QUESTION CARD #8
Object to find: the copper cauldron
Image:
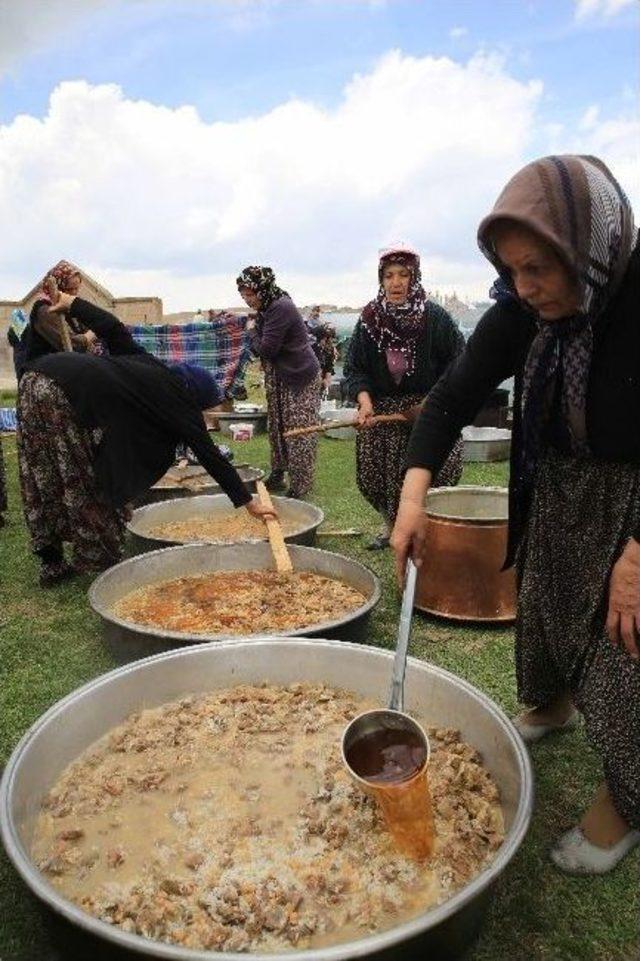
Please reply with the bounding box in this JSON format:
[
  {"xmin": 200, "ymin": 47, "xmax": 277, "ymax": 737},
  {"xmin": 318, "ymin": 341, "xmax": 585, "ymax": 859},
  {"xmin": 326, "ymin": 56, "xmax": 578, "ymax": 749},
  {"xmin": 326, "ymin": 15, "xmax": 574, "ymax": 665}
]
[{"xmin": 415, "ymin": 486, "xmax": 516, "ymax": 622}]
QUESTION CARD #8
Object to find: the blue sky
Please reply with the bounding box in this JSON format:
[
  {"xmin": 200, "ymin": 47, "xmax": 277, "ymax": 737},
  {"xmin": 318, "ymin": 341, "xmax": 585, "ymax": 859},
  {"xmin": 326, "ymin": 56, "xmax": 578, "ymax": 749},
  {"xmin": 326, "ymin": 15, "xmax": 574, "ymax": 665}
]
[
  {"xmin": 3, "ymin": 1, "xmax": 637, "ymax": 128},
  {"xmin": 1, "ymin": 0, "xmax": 638, "ymax": 309}
]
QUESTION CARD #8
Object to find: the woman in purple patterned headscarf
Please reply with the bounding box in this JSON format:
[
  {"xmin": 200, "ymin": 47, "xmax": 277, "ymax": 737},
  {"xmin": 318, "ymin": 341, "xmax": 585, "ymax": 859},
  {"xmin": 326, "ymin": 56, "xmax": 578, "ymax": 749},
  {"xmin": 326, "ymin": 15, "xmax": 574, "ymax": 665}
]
[
  {"xmin": 343, "ymin": 244, "xmax": 465, "ymax": 549},
  {"xmin": 392, "ymin": 155, "xmax": 640, "ymax": 874}
]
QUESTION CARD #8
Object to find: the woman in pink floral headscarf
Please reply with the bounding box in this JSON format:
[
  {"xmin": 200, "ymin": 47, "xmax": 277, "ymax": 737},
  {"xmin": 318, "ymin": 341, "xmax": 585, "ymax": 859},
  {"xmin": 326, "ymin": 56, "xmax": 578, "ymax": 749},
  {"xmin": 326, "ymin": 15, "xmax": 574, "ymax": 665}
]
[{"xmin": 343, "ymin": 244, "xmax": 465, "ymax": 549}]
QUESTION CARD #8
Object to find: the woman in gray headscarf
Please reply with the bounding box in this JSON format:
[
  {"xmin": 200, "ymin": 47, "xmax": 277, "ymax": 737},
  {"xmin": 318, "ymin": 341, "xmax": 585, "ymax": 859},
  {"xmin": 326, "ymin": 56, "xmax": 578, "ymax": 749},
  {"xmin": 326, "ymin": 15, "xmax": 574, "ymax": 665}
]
[{"xmin": 392, "ymin": 155, "xmax": 639, "ymax": 874}]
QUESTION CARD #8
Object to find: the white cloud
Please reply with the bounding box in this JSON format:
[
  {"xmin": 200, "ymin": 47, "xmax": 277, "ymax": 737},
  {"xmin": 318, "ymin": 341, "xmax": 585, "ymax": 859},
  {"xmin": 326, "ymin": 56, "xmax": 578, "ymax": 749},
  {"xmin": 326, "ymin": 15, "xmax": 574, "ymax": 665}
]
[
  {"xmin": 546, "ymin": 103, "xmax": 640, "ymax": 212},
  {"xmin": 574, "ymin": 0, "xmax": 636, "ymax": 19},
  {"xmin": 0, "ymin": 50, "xmax": 549, "ymax": 309},
  {"xmin": 449, "ymin": 26, "xmax": 468, "ymax": 39},
  {"xmin": 0, "ymin": 0, "xmax": 109, "ymax": 75}
]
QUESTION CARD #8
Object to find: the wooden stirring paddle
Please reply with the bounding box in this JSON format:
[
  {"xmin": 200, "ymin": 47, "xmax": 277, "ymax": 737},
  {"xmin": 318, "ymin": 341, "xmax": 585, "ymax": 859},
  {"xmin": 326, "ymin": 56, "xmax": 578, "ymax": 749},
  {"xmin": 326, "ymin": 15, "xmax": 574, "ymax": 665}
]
[{"xmin": 255, "ymin": 480, "xmax": 293, "ymax": 573}]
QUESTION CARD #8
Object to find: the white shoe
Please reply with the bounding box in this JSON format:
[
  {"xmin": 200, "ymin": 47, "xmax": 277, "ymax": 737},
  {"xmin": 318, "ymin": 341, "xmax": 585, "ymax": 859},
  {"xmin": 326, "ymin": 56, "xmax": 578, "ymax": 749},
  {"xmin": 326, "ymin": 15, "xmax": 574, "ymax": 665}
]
[
  {"xmin": 550, "ymin": 826, "xmax": 640, "ymax": 875},
  {"xmin": 512, "ymin": 710, "xmax": 580, "ymax": 744}
]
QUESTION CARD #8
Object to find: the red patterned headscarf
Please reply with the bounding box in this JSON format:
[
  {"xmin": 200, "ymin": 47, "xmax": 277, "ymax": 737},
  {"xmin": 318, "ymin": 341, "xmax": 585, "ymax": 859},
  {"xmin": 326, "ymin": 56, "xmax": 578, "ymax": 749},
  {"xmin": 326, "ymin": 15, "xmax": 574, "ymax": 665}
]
[{"xmin": 38, "ymin": 260, "xmax": 81, "ymax": 302}]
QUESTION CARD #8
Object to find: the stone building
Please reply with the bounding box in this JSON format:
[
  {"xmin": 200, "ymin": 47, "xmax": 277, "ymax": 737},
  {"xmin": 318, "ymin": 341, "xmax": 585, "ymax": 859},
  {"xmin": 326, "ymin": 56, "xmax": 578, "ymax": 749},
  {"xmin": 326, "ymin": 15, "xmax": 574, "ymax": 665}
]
[{"xmin": 0, "ymin": 263, "xmax": 162, "ymax": 386}]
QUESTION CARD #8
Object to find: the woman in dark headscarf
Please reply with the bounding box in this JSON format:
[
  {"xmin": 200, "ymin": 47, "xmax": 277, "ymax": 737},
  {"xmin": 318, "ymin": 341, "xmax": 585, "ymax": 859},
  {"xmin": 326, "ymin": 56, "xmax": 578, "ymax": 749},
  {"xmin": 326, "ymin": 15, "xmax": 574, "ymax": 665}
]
[
  {"xmin": 18, "ymin": 291, "xmax": 274, "ymax": 586},
  {"xmin": 392, "ymin": 155, "xmax": 639, "ymax": 873},
  {"xmin": 344, "ymin": 245, "xmax": 465, "ymax": 549},
  {"xmin": 236, "ymin": 266, "xmax": 321, "ymax": 498}
]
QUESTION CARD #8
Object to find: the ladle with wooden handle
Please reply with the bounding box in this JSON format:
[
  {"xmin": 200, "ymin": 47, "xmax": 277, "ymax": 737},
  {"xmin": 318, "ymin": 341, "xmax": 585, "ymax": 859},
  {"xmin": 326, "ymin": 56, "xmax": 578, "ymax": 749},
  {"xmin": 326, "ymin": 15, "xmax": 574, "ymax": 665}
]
[{"xmin": 255, "ymin": 480, "xmax": 293, "ymax": 573}]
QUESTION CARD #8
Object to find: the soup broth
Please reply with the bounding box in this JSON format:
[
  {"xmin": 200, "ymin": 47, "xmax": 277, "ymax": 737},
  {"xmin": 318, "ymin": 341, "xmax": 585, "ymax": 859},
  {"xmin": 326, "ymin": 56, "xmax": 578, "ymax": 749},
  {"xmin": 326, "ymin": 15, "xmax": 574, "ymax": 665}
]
[{"xmin": 32, "ymin": 683, "xmax": 504, "ymax": 954}]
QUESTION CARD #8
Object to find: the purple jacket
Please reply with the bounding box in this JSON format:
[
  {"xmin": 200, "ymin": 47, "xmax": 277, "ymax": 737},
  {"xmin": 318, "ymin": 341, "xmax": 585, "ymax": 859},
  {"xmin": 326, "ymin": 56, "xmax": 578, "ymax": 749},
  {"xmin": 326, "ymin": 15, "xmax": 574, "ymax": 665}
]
[{"xmin": 250, "ymin": 294, "xmax": 320, "ymax": 389}]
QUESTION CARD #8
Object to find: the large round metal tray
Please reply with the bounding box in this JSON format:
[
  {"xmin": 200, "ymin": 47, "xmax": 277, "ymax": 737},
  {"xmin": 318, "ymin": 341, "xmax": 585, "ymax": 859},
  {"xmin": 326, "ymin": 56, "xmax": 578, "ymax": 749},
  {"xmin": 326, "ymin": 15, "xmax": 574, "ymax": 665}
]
[
  {"xmin": 89, "ymin": 543, "xmax": 380, "ymax": 662},
  {"xmin": 140, "ymin": 466, "xmax": 265, "ymax": 506},
  {"xmin": 127, "ymin": 494, "xmax": 324, "ymax": 553},
  {"xmin": 0, "ymin": 638, "xmax": 532, "ymax": 961},
  {"xmin": 462, "ymin": 427, "xmax": 511, "ymax": 463}
]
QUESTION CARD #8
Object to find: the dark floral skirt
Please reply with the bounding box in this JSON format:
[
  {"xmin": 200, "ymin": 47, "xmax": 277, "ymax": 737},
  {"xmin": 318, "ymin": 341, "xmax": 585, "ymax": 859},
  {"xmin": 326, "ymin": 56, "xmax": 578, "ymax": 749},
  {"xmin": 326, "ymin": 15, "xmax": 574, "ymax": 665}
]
[
  {"xmin": 356, "ymin": 393, "xmax": 463, "ymax": 523},
  {"xmin": 17, "ymin": 372, "xmax": 126, "ymax": 573},
  {"xmin": 264, "ymin": 364, "xmax": 321, "ymax": 497},
  {"xmin": 517, "ymin": 449, "xmax": 640, "ymax": 828}
]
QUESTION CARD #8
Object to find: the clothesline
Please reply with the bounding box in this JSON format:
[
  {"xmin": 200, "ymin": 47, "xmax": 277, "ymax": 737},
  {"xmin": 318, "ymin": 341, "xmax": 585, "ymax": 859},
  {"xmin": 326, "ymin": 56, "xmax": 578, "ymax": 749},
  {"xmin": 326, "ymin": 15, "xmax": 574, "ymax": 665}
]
[{"xmin": 129, "ymin": 315, "xmax": 253, "ymax": 397}]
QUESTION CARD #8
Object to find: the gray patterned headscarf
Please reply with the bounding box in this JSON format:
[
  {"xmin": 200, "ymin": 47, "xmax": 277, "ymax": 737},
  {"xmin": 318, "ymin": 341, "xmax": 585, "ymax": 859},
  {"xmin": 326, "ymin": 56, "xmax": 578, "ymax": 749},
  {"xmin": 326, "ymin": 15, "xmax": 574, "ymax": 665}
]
[
  {"xmin": 478, "ymin": 155, "xmax": 635, "ymax": 490},
  {"xmin": 236, "ymin": 266, "xmax": 288, "ymax": 310}
]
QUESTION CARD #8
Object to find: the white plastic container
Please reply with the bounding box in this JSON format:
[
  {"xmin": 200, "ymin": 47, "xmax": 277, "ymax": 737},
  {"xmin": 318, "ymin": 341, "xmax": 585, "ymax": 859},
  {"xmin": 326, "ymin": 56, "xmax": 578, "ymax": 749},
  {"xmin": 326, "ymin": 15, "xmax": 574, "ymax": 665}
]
[{"xmin": 229, "ymin": 422, "xmax": 254, "ymax": 441}]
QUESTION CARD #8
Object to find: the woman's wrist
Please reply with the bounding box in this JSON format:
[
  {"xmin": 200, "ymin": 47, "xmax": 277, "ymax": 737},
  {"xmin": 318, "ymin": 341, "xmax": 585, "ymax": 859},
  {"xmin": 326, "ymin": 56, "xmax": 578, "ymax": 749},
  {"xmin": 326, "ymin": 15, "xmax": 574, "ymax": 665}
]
[{"xmin": 400, "ymin": 467, "xmax": 432, "ymax": 507}]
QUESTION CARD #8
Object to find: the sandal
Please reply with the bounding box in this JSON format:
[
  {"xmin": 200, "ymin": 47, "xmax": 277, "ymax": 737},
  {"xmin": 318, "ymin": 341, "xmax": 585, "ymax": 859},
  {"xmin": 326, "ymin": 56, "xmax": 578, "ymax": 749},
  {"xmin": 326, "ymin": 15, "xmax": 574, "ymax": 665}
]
[
  {"xmin": 512, "ymin": 710, "xmax": 580, "ymax": 744},
  {"xmin": 264, "ymin": 471, "xmax": 287, "ymax": 493},
  {"xmin": 551, "ymin": 826, "xmax": 640, "ymax": 875},
  {"xmin": 366, "ymin": 534, "xmax": 390, "ymax": 551}
]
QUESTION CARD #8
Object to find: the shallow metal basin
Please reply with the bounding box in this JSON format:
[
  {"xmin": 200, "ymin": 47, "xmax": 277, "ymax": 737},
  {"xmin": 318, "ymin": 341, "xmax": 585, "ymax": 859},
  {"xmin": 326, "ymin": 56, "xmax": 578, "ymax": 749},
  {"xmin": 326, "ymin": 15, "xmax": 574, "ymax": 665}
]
[
  {"xmin": 462, "ymin": 427, "xmax": 511, "ymax": 462},
  {"xmin": 0, "ymin": 638, "xmax": 532, "ymax": 961},
  {"xmin": 215, "ymin": 410, "xmax": 268, "ymax": 436},
  {"xmin": 320, "ymin": 406, "xmax": 357, "ymax": 440},
  {"xmin": 139, "ymin": 466, "xmax": 265, "ymax": 506},
  {"xmin": 127, "ymin": 494, "xmax": 324, "ymax": 553},
  {"xmin": 89, "ymin": 543, "xmax": 380, "ymax": 662}
]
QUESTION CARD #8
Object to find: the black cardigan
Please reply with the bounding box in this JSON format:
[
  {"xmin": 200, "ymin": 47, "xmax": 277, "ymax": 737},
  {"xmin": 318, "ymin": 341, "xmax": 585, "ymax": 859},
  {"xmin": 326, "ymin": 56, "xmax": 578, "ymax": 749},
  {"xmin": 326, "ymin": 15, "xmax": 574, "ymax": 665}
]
[
  {"xmin": 26, "ymin": 299, "xmax": 251, "ymax": 510},
  {"xmin": 343, "ymin": 301, "xmax": 465, "ymax": 401},
  {"xmin": 407, "ymin": 236, "xmax": 640, "ymax": 563}
]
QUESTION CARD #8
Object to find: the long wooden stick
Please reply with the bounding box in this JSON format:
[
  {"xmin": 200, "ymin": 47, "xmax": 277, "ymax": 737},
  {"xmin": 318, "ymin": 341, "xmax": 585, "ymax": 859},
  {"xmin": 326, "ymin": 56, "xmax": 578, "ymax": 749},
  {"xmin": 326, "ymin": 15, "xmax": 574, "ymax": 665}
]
[
  {"xmin": 284, "ymin": 412, "xmax": 408, "ymax": 439},
  {"xmin": 255, "ymin": 481, "xmax": 293, "ymax": 573},
  {"xmin": 317, "ymin": 528, "xmax": 363, "ymax": 537}
]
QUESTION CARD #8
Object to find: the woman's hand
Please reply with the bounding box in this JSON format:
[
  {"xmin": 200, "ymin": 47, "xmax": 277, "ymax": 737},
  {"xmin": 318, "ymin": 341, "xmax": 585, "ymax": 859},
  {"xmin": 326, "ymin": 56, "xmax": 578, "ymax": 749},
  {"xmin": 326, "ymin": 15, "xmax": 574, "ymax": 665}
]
[
  {"xmin": 245, "ymin": 498, "xmax": 277, "ymax": 522},
  {"xmin": 356, "ymin": 391, "xmax": 374, "ymax": 427},
  {"xmin": 390, "ymin": 467, "xmax": 432, "ymax": 584},
  {"xmin": 606, "ymin": 538, "xmax": 640, "ymax": 660},
  {"xmin": 401, "ymin": 401, "xmax": 425, "ymax": 424},
  {"xmin": 47, "ymin": 291, "xmax": 76, "ymax": 314}
]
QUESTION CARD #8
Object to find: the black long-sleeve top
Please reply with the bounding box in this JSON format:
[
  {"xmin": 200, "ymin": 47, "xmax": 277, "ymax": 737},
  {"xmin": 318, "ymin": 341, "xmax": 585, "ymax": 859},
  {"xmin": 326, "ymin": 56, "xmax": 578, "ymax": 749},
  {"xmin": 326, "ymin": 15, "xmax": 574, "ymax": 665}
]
[
  {"xmin": 26, "ymin": 299, "xmax": 251, "ymax": 509},
  {"xmin": 407, "ymin": 236, "xmax": 640, "ymax": 563},
  {"xmin": 343, "ymin": 301, "xmax": 465, "ymax": 401}
]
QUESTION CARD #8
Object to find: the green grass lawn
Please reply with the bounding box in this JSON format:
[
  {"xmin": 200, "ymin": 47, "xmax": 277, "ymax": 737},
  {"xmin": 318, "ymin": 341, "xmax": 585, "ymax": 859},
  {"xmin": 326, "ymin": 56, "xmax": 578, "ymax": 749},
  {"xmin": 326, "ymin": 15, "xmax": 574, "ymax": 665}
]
[{"xmin": 0, "ymin": 432, "xmax": 638, "ymax": 961}]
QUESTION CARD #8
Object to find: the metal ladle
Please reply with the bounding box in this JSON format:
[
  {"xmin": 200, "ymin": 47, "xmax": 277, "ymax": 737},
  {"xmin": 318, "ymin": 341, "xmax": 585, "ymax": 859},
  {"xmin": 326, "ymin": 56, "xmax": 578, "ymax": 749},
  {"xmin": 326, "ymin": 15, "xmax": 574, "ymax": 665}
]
[{"xmin": 341, "ymin": 560, "xmax": 434, "ymax": 859}]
